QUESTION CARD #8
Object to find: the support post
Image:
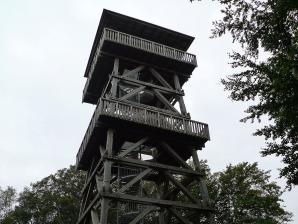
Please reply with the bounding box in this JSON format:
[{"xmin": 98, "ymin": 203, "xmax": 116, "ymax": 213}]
[
  {"xmin": 99, "ymin": 129, "xmax": 114, "ymax": 224},
  {"xmin": 173, "ymin": 74, "xmax": 187, "ymax": 115}
]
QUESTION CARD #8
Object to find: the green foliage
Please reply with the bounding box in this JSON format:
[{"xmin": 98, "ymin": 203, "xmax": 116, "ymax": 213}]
[
  {"xmin": 207, "ymin": 162, "xmax": 292, "ymax": 223},
  {"xmin": 0, "ymin": 186, "xmax": 17, "ymax": 222},
  {"xmin": 0, "ymin": 163, "xmax": 292, "ymax": 223},
  {"xmin": 1, "ymin": 165, "xmax": 85, "ymax": 224},
  {"xmin": 209, "ymin": 0, "xmax": 298, "ymax": 187}
]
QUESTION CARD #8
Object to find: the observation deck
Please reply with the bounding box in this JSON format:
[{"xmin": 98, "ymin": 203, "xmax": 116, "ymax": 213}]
[
  {"xmin": 82, "ymin": 9, "xmax": 197, "ymax": 104},
  {"xmin": 76, "ymin": 98, "xmax": 210, "ymax": 170}
]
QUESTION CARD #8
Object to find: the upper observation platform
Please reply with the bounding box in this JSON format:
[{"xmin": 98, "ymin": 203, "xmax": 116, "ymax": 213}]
[{"xmin": 82, "ymin": 9, "xmax": 197, "ymax": 104}]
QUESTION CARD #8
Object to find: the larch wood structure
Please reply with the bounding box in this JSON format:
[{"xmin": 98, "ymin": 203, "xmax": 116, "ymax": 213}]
[{"xmin": 76, "ymin": 9, "xmax": 214, "ymax": 224}]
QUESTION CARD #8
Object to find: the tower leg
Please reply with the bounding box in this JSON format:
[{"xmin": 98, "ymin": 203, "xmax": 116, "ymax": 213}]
[
  {"xmin": 191, "ymin": 148, "xmax": 215, "ymax": 224},
  {"xmin": 99, "ymin": 129, "xmax": 114, "ymax": 224}
]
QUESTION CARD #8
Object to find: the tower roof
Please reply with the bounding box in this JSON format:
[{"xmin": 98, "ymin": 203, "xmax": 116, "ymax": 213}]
[{"xmin": 84, "ymin": 9, "xmax": 195, "ymax": 77}]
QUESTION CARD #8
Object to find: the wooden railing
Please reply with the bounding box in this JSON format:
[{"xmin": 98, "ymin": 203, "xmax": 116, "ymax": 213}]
[
  {"xmin": 77, "ymin": 98, "xmax": 209, "ymax": 164},
  {"xmin": 103, "ymin": 28, "xmax": 197, "ymax": 65},
  {"xmin": 84, "ymin": 28, "xmax": 197, "ymax": 95}
]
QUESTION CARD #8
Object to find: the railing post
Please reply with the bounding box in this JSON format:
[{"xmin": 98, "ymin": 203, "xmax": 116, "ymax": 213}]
[
  {"xmin": 144, "ymin": 109, "xmax": 147, "ymax": 124},
  {"xmin": 162, "ymin": 45, "xmax": 165, "ymax": 56}
]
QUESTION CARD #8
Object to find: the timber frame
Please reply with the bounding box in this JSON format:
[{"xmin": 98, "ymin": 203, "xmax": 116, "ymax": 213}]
[{"xmin": 77, "ymin": 9, "xmax": 214, "ymax": 224}]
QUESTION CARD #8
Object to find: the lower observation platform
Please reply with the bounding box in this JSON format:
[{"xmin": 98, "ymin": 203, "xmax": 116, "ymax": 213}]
[{"xmin": 76, "ymin": 98, "xmax": 210, "ymax": 170}]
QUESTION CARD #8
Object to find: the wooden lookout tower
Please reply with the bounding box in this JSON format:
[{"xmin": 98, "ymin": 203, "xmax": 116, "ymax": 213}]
[{"xmin": 76, "ymin": 9, "xmax": 214, "ymax": 224}]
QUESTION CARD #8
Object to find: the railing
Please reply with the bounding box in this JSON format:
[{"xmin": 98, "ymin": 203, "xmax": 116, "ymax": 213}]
[
  {"xmin": 77, "ymin": 98, "xmax": 209, "ymax": 164},
  {"xmin": 84, "ymin": 28, "xmax": 197, "ymax": 98},
  {"xmin": 103, "ymin": 28, "xmax": 197, "ymax": 66},
  {"xmin": 77, "ymin": 98, "xmax": 210, "ymax": 163},
  {"xmin": 101, "ymin": 98, "xmax": 209, "ymax": 138}
]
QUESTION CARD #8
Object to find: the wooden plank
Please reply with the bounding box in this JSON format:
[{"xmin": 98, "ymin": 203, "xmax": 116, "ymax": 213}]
[
  {"xmin": 106, "ymin": 156, "xmax": 203, "ymax": 176},
  {"xmin": 118, "ymin": 137, "xmax": 149, "ymax": 158},
  {"xmin": 129, "ymin": 207, "xmax": 156, "ymax": 224},
  {"xmin": 149, "ymin": 67, "xmax": 173, "ymax": 89},
  {"xmin": 153, "ymin": 89, "xmax": 179, "ymax": 113},
  {"xmin": 118, "ymin": 168, "xmax": 152, "ymax": 193},
  {"xmin": 122, "ymin": 65, "xmax": 145, "ymax": 78},
  {"xmin": 100, "ymin": 192, "xmax": 212, "ymax": 211},
  {"xmin": 119, "ymin": 86, "xmax": 146, "ymax": 101},
  {"xmin": 168, "ymin": 207, "xmax": 193, "ymax": 224}
]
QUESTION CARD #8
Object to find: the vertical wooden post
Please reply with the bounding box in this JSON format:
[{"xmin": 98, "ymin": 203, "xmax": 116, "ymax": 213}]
[
  {"xmin": 191, "ymin": 148, "xmax": 210, "ymax": 203},
  {"xmin": 91, "ymin": 209, "xmax": 100, "ymax": 224},
  {"xmin": 191, "ymin": 148, "xmax": 216, "ymax": 224},
  {"xmin": 99, "ymin": 129, "xmax": 114, "ymax": 224},
  {"xmin": 173, "ymin": 74, "xmax": 187, "ymax": 115},
  {"xmin": 111, "ymin": 58, "xmax": 119, "ymax": 97}
]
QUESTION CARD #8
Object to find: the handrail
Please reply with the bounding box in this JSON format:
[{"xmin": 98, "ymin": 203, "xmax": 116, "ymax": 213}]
[{"xmin": 77, "ymin": 98, "xmax": 209, "ymax": 165}]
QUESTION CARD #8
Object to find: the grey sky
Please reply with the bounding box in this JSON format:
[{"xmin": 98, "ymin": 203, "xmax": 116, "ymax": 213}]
[{"xmin": 0, "ymin": 0, "xmax": 297, "ymax": 222}]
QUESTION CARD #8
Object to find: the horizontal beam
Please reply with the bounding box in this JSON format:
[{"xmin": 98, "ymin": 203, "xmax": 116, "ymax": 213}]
[
  {"xmin": 105, "ymin": 156, "xmax": 204, "ymax": 177},
  {"xmin": 100, "ymin": 192, "xmax": 213, "ymax": 211}
]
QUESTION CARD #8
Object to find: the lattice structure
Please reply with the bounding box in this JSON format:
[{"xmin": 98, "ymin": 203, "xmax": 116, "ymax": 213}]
[{"xmin": 76, "ymin": 9, "xmax": 214, "ymax": 224}]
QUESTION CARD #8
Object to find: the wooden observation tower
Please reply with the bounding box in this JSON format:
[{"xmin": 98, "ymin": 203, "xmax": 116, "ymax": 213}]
[{"xmin": 76, "ymin": 9, "xmax": 214, "ymax": 224}]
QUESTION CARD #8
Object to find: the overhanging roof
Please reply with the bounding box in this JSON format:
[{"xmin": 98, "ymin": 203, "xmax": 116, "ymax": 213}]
[{"xmin": 84, "ymin": 9, "xmax": 195, "ymax": 77}]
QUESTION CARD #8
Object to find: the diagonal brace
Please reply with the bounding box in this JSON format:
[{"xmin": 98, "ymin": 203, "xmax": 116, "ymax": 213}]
[
  {"xmin": 118, "ymin": 137, "xmax": 149, "ymax": 158},
  {"xmin": 119, "ymin": 86, "xmax": 146, "ymax": 101},
  {"xmin": 118, "ymin": 168, "xmax": 152, "ymax": 193}
]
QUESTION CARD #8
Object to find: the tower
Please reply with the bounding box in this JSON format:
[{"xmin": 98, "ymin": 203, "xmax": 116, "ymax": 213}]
[{"xmin": 76, "ymin": 9, "xmax": 214, "ymax": 224}]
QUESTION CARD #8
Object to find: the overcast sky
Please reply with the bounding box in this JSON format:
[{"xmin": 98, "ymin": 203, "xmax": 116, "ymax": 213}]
[{"xmin": 0, "ymin": 0, "xmax": 297, "ymax": 222}]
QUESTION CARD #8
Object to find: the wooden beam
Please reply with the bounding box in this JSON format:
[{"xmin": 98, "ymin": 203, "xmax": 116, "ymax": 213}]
[
  {"xmin": 111, "ymin": 58, "xmax": 119, "ymax": 96},
  {"xmin": 114, "ymin": 74, "xmax": 183, "ymax": 96},
  {"xmin": 164, "ymin": 177, "xmax": 194, "ymax": 200},
  {"xmin": 76, "ymin": 194, "xmax": 100, "ymax": 224},
  {"xmin": 168, "ymin": 207, "xmax": 193, "ymax": 224},
  {"xmin": 118, "ymin": 137, "xmax": 149, "ymax": 158},
  {"xmin": 118, "ymin": 168, "xmax": 152, "ymax": 193},
  {"xmin": 81, "ymin": 157, "xmax": 104, "ymax": 194},
  {"xmin": 153, "ymin": 89, "xmax": 179, "ymax": 113},
  {"xmin": 122, "ymin": 65, "xmax": 145, "ymax": 78},
  {"xmin": 102, "ymin": 51, "xmax": 189, "ymax": 79},
  {"xmin": 106, "ymin": 156, "xmax": 204, "ymax": 176},
  {"xmin": 129, "ymin": 207, "xmax": 156, "ymax": 224},
  {"xmin": 100, "ymin": 192, "xmax": 212, "ymax": 211},
  {"xmin": 100, "ymin": 129, "xmax": 114, "ymax": 224},
  {"xmin": 113, "ymin": 58, "xmax": 119, "ymax": 75},
  {"xmin": 163, "ymin": 171, "xmax": 200, "ymax": 205},
  {"xmin": 159, "ymin": 141, "xmax": 192, "ymax": 169},
  {"xmin": 191, "ymin": 148, "xmax": 210, "ymax": 204},
  {"xmin": 149, "ymin": 67, "xmax": 173, "ymax": 89},
  {"xmin": 119, "ymin": 86, "xmax": 146, "ymax": 101},
  {"xmin": 90, "ymin": 209, "xmax": 100, "ymax": 224},
  {"xmin": 173, "ymin": 74, "xmax": 187, "ymax": 115}
]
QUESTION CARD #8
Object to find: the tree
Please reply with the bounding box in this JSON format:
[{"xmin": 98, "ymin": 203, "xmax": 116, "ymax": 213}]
[
  {"xmin": 207, "ymin": 162, "xmax": 292, "ymax": 224},
  {"xmin": 1, "ymin": 162, "xmax": 292, "ymax": 223},
  {"xmin": 0, "ymin": 186, "xmax": 17, "ymax": 222},
  {"xmin": 205, "ymin": 0, "xmax": 298, "ymax": 187},
  {"xmin": 2, "ymin": 165, "xmax": 85, "ymax": 224}
]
